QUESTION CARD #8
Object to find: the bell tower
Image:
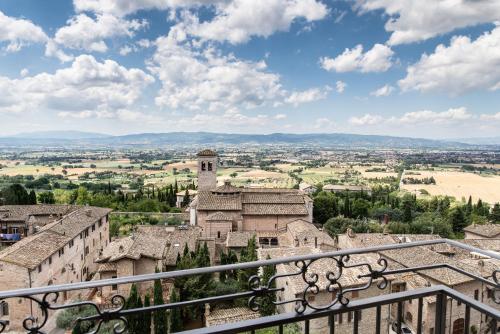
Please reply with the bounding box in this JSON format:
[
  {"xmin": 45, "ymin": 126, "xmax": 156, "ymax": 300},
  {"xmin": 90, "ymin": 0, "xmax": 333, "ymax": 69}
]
[{"xmin": 197, "ymin": 149, "xmax": 217, "ymax": 191}]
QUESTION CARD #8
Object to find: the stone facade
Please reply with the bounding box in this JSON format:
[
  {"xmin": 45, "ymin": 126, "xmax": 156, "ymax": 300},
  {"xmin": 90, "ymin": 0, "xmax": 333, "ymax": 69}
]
[
  {"xmin": 0, "ymin": 206, "xmax": 111, "ymax": 331},
  {"xmin": 197, "ymin": 149, "xmax": 218, "ymax": 191}
]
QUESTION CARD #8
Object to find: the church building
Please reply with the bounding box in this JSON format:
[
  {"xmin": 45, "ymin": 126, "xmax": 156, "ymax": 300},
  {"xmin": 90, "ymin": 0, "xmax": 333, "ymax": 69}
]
[{"xmin": 190, "ymin": 149, "xmax": 313, "ymax": 240}]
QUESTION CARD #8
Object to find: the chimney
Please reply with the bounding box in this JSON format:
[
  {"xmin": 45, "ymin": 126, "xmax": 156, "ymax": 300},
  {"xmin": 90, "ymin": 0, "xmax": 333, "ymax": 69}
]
[{"xmin": 85, "ymin": 209, "xmax": 92, "ymax": 217}]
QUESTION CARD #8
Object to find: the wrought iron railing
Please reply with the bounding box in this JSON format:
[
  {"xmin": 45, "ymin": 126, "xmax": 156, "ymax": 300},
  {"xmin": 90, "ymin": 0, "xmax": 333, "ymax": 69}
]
[{"xmin": 0, "ymin": 239, "xmax": 498, "ymax": 334}]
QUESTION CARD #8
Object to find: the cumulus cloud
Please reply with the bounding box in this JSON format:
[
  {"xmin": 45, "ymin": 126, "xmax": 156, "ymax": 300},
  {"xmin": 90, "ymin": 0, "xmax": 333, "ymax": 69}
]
[
  {"xmin": 314, "ymin": 117, "xmax": 336, "ymax": 130},
  {"xmin": 53, "ymin": 13, "xmax": 147, "ymax": 53},
  {"xmin": 274, "ymin": 113, "xmax": 287, "ymax": 120},
  {"xmin": 0, "ymin": 55, "xmax": 154, "ymax": 117},
  {"xmin": 0, "ymin": 10, "xmax": 48, "ymax": 52},
  {"xmin": 349, "ymin": 107, "xmax": 475, "ymax": 127},
  {"xmin": 182, "ymin": 0, "xmax": 328, "ymax": 44},
  {"xmin": 320, "ymin": 44, "xmax": 394, "ymax": 73},
  {"xmin": 370, "ymin": 84, "xmax": 394, "ymax": 97},
  {"xmin": 349, "ymin": 113, "xmax": 383, "ymax": 125},
  {"xmin": 336, "ymin": 80, "xmax": 347, "ymax": 93},
  {"xmin": 399, "ymin": 27, "xmax": 500, "ymax": 95},
  {"xmin": 354, "ymin": 0, "xmax": 500, "ymax": 45},
  {"xmin": 480, "ymin": 112, "xmax": 500, "ymax": 121},
  {"xmin": 285, "ymin": 87, "xmax": 329, "ymax": 107}
]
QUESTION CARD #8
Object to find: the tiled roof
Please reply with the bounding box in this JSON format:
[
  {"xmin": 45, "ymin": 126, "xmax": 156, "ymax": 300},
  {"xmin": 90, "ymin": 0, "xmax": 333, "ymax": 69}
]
[
  {"xmin": 323, "ymin": 184, "xmax": 370, "ymax": 192},
  {"xmin": 197, "ymin": 192, "xmax": 242, "ymax": 211},
  {"xmin": 97, "ymin": 234, "xmax": 166, "ymax": 262},
  {"xmin": 243, "ymin": 203, "xmax": 308, "ymax": 215},
  {"xmin": 259, "ymin": 247, "xmax": 388, "ymax": 294},
  {"xmin": 197, "ymin": 149, "xmax": 217, "ymax": 157},
  {"xmin": 206, "ymin": 211, "xmax": 234, "ymax": 221},
  {"xmin": 0, "ymin": 231, "xmax": 70, "ymax": 269},
  {"xmin": 286, "ymin": 219, "xmax": 335, "ymax": 247},
  {"xmin": 163, "ymin": 227, "xmax": 201, "ymax": 266},
  {"xmin": 206, "ymin": 307, "xmax": 259, "ymax": 327},
  {"xmin": 213, "ymin": 183, "xmax": 241, "ymax": 194},
  {"xmin": 242, "ymin": 193, "xmax": 305, "ymax": 204},
  {"xmin": 459, "ymin": 238, "xmax": 500, "ymax": 252},
  {"xmin": 464, "ymin": 224, "xmax": 500, "ymax": 238},
  {"xmin": 380, "ymin": 246, "xmax": 477, "ymax": 286},
  {"xmin": 41, "ymin": 207, "xmax": 112, "ymax": 239},
  {"xmin": 0, "ymin": 204, "xmax": 78, "ymax": 222},
  {"xmin": 97, "ymin": 262, "xmax": 117, "ymax": 273},
  {"xmin": 226, "ymin": 232, "xmax": 255, "ymax": 248}
]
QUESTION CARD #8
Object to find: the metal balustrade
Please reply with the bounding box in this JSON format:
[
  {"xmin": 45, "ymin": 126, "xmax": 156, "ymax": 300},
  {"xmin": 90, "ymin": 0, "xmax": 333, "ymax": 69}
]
[{"xmin": 0, "ymin": 239, "xmax": 498, "ymax": 334}]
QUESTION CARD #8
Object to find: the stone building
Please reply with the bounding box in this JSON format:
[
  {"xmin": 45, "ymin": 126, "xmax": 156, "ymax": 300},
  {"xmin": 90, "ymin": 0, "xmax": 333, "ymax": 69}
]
[
  {"xmin": 463, "ymin": 223, "xmax": 500, "ymax": 240},
  {"xmin": 0, "ymin": 206, "xmax": 111, "ymax": 330},
  {"xmin": 189, "ymin": 150, "xmax": 313, "ymax": 240},
  {"xmin": 0, "ymin": 205, "xmax": 79, "ymax": 245}
]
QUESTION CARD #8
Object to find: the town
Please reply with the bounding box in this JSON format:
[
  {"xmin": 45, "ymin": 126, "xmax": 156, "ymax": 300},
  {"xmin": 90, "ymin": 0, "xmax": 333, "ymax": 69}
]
[{"xmin": 0, "ymin": 148, "xmax": 498, "ymax": 333}]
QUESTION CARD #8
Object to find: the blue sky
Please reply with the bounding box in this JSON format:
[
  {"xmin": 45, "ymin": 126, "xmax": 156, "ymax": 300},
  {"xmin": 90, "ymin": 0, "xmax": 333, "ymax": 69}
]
[{"xmin": 0, "ymin": 0, "xmax": 499, "ymax": 138}]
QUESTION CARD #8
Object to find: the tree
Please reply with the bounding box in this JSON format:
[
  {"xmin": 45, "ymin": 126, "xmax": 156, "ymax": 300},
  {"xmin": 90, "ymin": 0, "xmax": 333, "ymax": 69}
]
[
  {"xmin": 143, "ymin": 294, "xmax": 152, "ymax": 334},
  {"xmin": 169, "ymin": 289, "xmax": 183, "ymax": 332},
  {"xmin": 126, "ymin": 284, "xmax": 141, "ymax": 334},
  {"xmin": 28, "ymin": 190, "xmax": 37, "ymax": 204},
  {"xmin": 238, "ymin": 235, "xmax": 258, "ymax": 290},
  {"xmin": 38, "ymin": 191, "xmax": 55, "ymax": 204},
  {"xmin": 181, "ymin": 189, "xmax": 190, "ymax": 207},
  {"xmin": 1, "ymin": 184, "xmax": 30, "ymax": 204},
  {"xmin": 259, "ymin": 255, "xmax": 276, "ymax": 316},
  {"xmin": 153, "ymin": 269, "xmax": 168, "ymax": 334},
  {"xmin": 312, "ymin": 192, "xmax": 338, "ymax": 225},
  {"xmin": 448, "ymin": 206, "xmax": 467, "ymax": 233},
  {"xmin": 490, "ymin": 203, "xmax": 500, "ymax": 223},
  {"xmin": 351, "ymin": 198, "xmax": 370, "ymax": 218}
]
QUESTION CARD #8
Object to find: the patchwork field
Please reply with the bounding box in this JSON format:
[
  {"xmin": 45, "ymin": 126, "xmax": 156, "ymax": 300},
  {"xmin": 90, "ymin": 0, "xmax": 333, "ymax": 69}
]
[{"xmin": 401, "ymin": 170, "xmax": 500, "ymax": 203}]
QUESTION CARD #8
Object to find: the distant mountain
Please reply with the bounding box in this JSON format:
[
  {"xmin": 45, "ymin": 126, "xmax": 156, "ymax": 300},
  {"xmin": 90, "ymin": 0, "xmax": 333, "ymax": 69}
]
[
  {"xmin": 11, "ymin": 130, "xmax": 111, "ymax": 140},
  {"xmin": 0, "ymin": 131, "xmax": 486, "ymax": 150},
  {"xmin": 451, "ymin": 137, "xmax": 500, "ymax": 145}
]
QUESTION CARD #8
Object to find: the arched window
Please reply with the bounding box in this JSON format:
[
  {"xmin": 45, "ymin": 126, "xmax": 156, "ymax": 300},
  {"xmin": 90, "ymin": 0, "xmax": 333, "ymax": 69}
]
[
  {"xmin": 208, "ymin": 162, "xmax": 213, "ymax": 171},
  {"xmin": 201, "ymin": 161, "xmax": 206, "ymax": 171},
  {"xmin": 452, "ymin": 318, "xmax": 465, "ymax": 334}
]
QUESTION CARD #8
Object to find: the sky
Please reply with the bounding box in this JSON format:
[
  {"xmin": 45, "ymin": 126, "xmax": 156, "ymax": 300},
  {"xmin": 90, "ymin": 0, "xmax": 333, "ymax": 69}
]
[{"xmin": 0, "ymin": 0, "xmax": 499, "ymax": 139}]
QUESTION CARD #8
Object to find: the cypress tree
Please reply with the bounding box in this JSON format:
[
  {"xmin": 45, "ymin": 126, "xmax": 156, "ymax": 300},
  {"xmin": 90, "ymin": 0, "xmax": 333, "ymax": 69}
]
[
  {"xmin": 29, "ymin": 190, "xmax": 37, "ymax": 204},
  {"xmin": 126, "ymin": 284, "xmax": 140, "ymax": 334},
  {"xmin": 169, "ymin": 289, "xmax": 183, "ymax": 333},
  {"xmin": 259, "ymin": 255, "xmax": 276, "ymax": 316},
  {"xmin": 153, "ymin": 269, "xmax": 168, "ymax": 334},
  {"xmin": 143, "ymin": 294, "xmax": 152, "ymax": 334}
]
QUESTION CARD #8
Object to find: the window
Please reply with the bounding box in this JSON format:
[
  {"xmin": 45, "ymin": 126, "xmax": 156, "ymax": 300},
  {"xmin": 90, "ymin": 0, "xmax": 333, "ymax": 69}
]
[
  {"xmin": 48, "ymin": 256, "xmax": 52, "ymax": 265},
  {"xmin": 1, "ymin": 301, "xmax": 9, "ymax": 316},
  {"xmin": 348, "ymin": 311, "xmax": 353, "ymax": 322},
  {"xmin": 337, "ymin": 313, "xmax": 342, "ymax": 324},
  {"xmin": 457, "ymin": 299, "xmax": 462, "ymax": 306},
  {"xmin": 201, "ymin": 161, "xmax": 206, "ymax": 171},
  {"xmin": 92, "ymin": 224, "xmax": 95, "ymax": 232},
  {"xmin": 85, "ymin": 229, "xmax": 89, "ymax": 237},
  {"xmin": 80, "ymin": 233, "xmax": 82, "ymax": 239},
  {"xmin": 99, "ymin": 232, "xmax": 102, "ymax": 240},
  {"xmin": 217, "ymin": 231, "xmax": 221, "ymax": 239},
  {"xmin": 85, "ymin": 246, "xmax": 89, "ymax": 255},
  {"xmin": 98, "ymin": 220, "xmax": 102, "ymax": 227},
  {"xmin": 69, "ymin": 240, "xmax": 74, "ymax": 248},
  {"xmin": 38, "ymin": 265, "xmax": 42, "ymax": 273},
  {"xmin": 351, "ymin": 290, "xmax": 359, "ymax": 298},
  {"xmin": 207, "ymin": 162, "xmax": 213, "ymax": 171},
  {"xmin": 59, "ymin": 247, "xmax": 64, "ymax": 257},
  {"xmin": 112, "ymin": 276, "xmax": 117, "ymax": 290},
  {"xmin": 474, "ymin": 289, "xmax": 479, "ymax": 300}
]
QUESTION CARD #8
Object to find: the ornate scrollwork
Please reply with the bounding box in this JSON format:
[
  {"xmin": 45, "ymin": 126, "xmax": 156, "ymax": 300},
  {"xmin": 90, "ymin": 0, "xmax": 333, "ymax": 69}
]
[
  {"xmin": 247, "ymin": 255, "xmax": 388, "ymax": 314},
  {"xmin": 0, "ymin": 292, "xmax": 126, "ymax": 334},
  {"xmin": 492, "ymin": 270, "xmax": 500, "ymax": 304}
]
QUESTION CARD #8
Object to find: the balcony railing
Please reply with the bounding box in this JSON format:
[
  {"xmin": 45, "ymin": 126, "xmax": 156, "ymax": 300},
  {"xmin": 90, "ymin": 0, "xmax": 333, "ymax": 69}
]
[{"xmin": 0, "ymin": 239, "xmax": 498, "ymax": 334}]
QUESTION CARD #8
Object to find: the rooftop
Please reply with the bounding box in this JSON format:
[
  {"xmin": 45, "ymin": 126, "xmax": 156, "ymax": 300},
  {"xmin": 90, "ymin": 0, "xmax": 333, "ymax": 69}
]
[
  {"xmin": 197, "ymin": 149, "xmax": 217, "ymax": 157},
  {"xmin": 463, "ymin": 224, "xmax": 500, "ymax": 238}
]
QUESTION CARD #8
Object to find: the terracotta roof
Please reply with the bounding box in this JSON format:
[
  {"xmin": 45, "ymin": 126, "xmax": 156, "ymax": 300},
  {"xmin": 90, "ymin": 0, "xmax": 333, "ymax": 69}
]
[
  {"xmin": 0, "ymin": 231, "xmax": 70, "ymax": 269},
  {"xmin": 243, "ymin": 203, "xmax": 309, "ymax": 215},
  {"xmin": 286, "ymin": 219, "xmax": 335, "ymax": 247},
  {"xmin": 197, "ymin": 149, "xmax": 217, "ymax": 157},
  {"xmin": 163, "ymin": 227, "xmax": 201, "ymax": 266},
  {"xmin": 0, "ymin": 204, "xmax": 78, "ymax": 223},
  {"xmin": 459, "ymin": 239, "xmax": 500, "ymax": 252},
  {"xmin": 242, "ymin": 193, "xmax": 305, "ymax": 204},
  {"xmin": 206, "ymin": 307, "xmax": 259, "ymax": 327},
  {"xmin": 226, "ymin": 232, "xmax": 255, "ymax": 248},
  {"xmin": 41, "ymin": 207, "xmax": 112, "ymax": 239},
  {"xmin": 97, "ymin": 234, "xmax": 166, "ymax": 262},
  {"xmin": 464, "ymin": 224, "xmax": 500, "ymax": 238},
  {"xmin": 213, "ymin": 182, "xmax": 241, "ymax": 194},
  {"xmin": 197, "ymin": 192, "xmax": 242, "ymax": 211},
  {"xmin": 259, "ymin": 247, "xmax": 389, "ymax": 294},
  {"xmin": 206, "ymin": 211, "xmax": 234, "ymax": 221}
]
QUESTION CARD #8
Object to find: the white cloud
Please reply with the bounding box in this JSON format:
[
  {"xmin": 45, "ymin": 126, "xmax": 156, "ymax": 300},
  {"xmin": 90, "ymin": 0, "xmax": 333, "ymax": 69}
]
[
  {"xmin": 0, "ymin": 11, "xmax": 48, "ymax": 52},
  {"xmin": 119, "ymin": 45, "xmax": 133, "ymax": 55},
  {"xmin": 480, "ymin": 112, "xmax": 500, "ymax": 121},
  {"xmin": 370, "ymin": 84, "xmax": 394, "ymax": 97},
  {"xmin": 349, "ymin": 113, "xmax": 383, "ymax": 125},
  {"xmin": 73, "ymin": 0, "xmax": 222, "ymax": 17},
  {"xmin": 177, "ymin": 0, "xmax": 328, "ymax": 44},
  {"xmin": 285, "ymin": 87, "xmax": 328, "ymax": 107},
  {"xmin": 335, "ymin": 80, "xmax": 347, "ymax": 93},
  {"xmin": 20, "ymin": 68, "xmax": 29, "ymax": 77},
  {"xmin": 355, "ymin": 0, "xmax": 500, "ymax": 45},
  {"xmin": 320, "ymin": 44, "xmax": 393, "ymax": 73},
  {"xmin": 314, "ymin": 117, "xmax": 336, "ymax": 130},
  {"xmin": 274, "ymin": 113, "xmax": 287, "ymax": 120},
  {"xmin": 53, "ymin": 13, "xmax": 147, "ymax": 53},
  {"xmin": 349, "ymin": 107, "xmax": 474, "ymax": 127},
  {"xmin": 0, "ymin": 55, "xmax": 154, "ymax": 117},
  {"xmin": 399, "ymin": 27, "xmax": 500, "ymax": 95}
]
